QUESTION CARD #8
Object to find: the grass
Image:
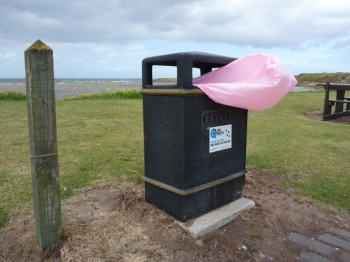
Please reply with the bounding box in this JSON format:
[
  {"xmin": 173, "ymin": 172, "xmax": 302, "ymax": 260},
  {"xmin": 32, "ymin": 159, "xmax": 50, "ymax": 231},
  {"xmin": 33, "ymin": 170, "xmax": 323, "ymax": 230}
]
[
  {"xmin": 247, "ymin": 90, "xmax": 350, "ymax": 210},
  {"xmin": 0, "ymin": 95, "xmax": 144, "ymax": 229},
  {"xmin": 57, "ymin": 98, "xmax": 144, "ymax": 197},
  {"xmin": 0, "ymin": 207, "xmax": 8, "ymax": 228},
  {"xmin": 0, "ymin": 91, "xmax": 26, "ymax": 100},
  {"xmin": 248, "ymin": 234, "xmax": 262, "ymax": 253},
  {"xmin": 64, "ymin": 89, "xmax": 142, "ymax": 100},
  {"xmin": 0, "ymin": 90, "xmax": 349, "ymax": 229}
]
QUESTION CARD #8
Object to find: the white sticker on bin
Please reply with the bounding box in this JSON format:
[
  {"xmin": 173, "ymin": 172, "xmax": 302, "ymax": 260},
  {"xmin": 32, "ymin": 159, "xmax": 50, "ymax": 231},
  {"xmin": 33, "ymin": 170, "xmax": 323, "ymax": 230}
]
[{"xmin": 209, "ymin": 124, "xmax": 232, "ymax": 153}]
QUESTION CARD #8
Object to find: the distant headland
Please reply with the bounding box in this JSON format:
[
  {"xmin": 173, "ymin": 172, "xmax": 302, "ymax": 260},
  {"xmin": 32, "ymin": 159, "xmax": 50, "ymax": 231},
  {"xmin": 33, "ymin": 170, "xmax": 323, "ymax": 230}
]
[{"xmin": 296, "ymin": 72, "xmax": 350, "ymax": 85}]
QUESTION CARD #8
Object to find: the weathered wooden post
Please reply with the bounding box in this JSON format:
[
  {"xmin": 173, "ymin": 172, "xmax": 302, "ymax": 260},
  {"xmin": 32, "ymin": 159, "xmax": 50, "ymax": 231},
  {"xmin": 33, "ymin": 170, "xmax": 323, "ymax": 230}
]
[{"xmin": 25, "ymin": 40, "xmax": 62, "ymax": 249}]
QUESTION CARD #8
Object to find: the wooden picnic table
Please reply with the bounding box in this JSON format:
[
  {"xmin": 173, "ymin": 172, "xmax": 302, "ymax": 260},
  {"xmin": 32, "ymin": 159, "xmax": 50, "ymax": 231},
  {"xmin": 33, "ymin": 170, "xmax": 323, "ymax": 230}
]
[{"xmin": 317, "ymin": 82, "xmax": 350, "ymax": 120}]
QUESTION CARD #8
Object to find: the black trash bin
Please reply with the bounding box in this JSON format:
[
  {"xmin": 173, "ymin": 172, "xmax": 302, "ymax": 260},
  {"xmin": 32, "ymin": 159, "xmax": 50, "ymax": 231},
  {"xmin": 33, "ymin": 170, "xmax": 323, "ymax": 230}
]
[{"xmin": 142, "ymin": 52, "xmax": 247, "ymax": 222}]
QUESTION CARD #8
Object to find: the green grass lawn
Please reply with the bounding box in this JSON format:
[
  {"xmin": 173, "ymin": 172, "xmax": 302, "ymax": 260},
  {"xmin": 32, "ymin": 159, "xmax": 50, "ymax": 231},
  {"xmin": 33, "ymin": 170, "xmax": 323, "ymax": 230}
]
[
  {"xmin": 0, "ymin": 90, "xmax": 349, "ymax": 229},
  {"xmin": 247, "ymin": 91, "xmax": 350, "ymax": 210}
]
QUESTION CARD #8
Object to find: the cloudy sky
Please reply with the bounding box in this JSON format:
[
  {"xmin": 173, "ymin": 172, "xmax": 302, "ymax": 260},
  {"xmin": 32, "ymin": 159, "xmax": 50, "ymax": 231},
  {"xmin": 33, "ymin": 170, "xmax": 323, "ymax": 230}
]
[{"xmin": 1, "ymin": 0, "xmax": 350, "ymax": 78}]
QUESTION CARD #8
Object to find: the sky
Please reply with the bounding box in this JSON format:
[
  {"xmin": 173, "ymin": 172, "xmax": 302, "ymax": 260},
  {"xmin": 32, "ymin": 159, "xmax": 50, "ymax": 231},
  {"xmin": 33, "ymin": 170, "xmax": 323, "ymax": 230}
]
[{"xmin": 1, "ymin": 0, "xmax": 350, "ymax": 78}]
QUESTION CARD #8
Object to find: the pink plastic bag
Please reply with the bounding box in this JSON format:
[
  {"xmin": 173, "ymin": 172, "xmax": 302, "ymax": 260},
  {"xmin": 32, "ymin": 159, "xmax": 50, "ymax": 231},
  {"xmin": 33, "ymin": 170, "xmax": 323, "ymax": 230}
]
[{"xmin": 193, "ymin": 54, "xmax": 297, "ymax": 111}]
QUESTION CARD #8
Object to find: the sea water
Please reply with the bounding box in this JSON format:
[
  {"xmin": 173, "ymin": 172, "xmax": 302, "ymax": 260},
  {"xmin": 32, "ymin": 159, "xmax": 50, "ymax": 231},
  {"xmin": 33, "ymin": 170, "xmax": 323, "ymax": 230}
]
[
  {"xmin": 0, "ymin": 78, "xmax": 142, "ymax": 100},
  {"xmin": 0, "ymin": 78, "xmax": 314, "ymax": 100}
]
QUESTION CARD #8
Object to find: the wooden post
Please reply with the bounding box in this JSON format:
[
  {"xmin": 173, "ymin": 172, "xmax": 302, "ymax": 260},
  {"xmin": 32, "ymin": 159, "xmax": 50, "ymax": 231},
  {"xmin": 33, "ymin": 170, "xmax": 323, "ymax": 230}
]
[{"xmin": 25, "ymin": 40, "xmax": 62, "ymax": 249}]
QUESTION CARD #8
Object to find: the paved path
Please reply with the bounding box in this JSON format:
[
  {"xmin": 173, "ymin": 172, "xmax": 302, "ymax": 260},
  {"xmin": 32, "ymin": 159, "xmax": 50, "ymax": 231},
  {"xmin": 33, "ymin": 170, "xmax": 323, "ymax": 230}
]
[{"xmin": 288, "ymin": 228, "xmax": 350, "ymax": 262}]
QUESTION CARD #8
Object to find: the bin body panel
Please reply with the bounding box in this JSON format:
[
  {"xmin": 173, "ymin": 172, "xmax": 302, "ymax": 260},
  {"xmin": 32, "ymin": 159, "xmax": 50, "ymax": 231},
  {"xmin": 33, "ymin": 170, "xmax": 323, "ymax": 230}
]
[
  {"xmin": 143, "ymin": 95, "xmax": 186, "ymax": 189},
  {"xmin": 143, "ymin": 94, "xmax": 247, "ymax": 221}
]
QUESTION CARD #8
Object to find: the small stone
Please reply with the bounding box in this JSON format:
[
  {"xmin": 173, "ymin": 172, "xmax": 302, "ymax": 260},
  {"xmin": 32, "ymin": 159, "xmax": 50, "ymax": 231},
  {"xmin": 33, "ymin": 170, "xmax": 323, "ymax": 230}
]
[
  {"xmin": 195, "ymin": 240, "xmax": 204, "ymax": 247},
  {"xmin": 265, "ymin": 252, "xmax": 274, "ymax": 261}
]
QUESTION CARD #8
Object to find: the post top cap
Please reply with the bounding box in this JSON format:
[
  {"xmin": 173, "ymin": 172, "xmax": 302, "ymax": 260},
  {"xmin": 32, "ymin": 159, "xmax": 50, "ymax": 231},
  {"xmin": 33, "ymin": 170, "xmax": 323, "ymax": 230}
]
[{"xmin": 25, "ymin": 40, "xmax": 52, "ymax": 52}]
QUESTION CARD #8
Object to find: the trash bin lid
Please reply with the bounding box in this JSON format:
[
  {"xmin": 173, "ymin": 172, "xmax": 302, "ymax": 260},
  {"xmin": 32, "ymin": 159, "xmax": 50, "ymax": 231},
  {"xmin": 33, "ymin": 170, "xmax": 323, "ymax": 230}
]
[{"xmin": 142, "ymin": 52, "xmax": 236, "ymax": 89}]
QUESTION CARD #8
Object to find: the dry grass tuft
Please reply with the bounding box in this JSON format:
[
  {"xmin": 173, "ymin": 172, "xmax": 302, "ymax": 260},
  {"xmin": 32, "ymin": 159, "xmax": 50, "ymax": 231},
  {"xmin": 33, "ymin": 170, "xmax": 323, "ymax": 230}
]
[
  {"xmin": 0, "ymin": 180, "xmax": 167, "ymax": 261},
  {"xmin": 58, "ymin": 181, "xmax": 166, "ymax": 261}
]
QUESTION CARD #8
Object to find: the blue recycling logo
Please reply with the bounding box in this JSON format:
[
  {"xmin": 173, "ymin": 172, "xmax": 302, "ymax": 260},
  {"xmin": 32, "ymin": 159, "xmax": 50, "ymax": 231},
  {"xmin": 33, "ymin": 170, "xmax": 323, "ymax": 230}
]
[{"xmin": 210, "ymin": 129, "xmax": 217, "ymax": 138}]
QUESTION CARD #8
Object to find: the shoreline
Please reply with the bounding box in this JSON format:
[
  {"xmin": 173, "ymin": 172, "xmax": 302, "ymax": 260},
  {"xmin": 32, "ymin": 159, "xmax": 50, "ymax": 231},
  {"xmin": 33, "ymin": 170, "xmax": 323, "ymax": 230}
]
[
  {"xmin": 0, "ymin": 80, "xmax": 142, "ymax": 100},
  {"xmin": 0, "ymin": 80, "xmax": 319, "ymax": 100}
]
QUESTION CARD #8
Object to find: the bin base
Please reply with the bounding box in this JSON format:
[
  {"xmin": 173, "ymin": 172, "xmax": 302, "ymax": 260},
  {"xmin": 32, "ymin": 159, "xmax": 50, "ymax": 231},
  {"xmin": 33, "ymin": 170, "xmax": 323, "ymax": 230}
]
[
  {"xmin": 145, "ymin": 175, "xmax": 245, "ymax": 222},
  {"xmin": 177, "ymin": 197, "xmax": 255, "ymax": 238}
]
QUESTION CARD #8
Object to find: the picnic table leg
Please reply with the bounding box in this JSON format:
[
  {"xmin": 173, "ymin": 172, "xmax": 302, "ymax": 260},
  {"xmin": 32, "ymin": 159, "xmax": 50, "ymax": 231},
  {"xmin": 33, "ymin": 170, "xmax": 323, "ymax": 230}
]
[
  {"xmin": 335, "ymin": 90, "xmax": 345, "ymax": 113},
  {"xmin": 322, "ymin": 83, "xmax": 332, "ymax": 120},
  {"xmin": 346, "ymin": 97, "xmax": 350, "ymax": 111}
]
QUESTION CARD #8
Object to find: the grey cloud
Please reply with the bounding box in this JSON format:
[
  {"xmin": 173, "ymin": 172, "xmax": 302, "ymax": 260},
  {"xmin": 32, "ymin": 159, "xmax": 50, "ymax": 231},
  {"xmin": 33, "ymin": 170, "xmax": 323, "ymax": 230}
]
[{"xmin": 1, "ymin": 0, "xmax": 350, "ymax": 49}]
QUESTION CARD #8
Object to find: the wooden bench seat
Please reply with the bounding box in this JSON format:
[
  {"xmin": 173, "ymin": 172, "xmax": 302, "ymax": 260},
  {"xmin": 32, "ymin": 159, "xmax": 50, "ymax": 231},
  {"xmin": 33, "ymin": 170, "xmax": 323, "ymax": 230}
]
[{"xmin": 328, "ymin": 99, "xmax": 350, "ymax": 103}]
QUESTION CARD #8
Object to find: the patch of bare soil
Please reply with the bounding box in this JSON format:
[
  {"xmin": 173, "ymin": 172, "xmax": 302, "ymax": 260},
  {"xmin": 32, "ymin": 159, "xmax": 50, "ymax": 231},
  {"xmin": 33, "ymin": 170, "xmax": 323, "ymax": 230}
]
[
  {"xmin": 307, "ymin": 111, "xmax": 350, "ymax": 124},
  {"xmin": 1, "ymin": 169, "xmax": 349, "ymax": 261}
]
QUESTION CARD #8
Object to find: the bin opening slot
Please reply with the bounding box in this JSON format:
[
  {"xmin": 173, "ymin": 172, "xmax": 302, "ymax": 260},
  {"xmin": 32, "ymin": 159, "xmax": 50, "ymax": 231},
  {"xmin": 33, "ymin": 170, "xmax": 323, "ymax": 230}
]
[
  {"xmin": 150, "ymin": 65, "xmax": 208, "ymax": 87},
  {"xmin": 151, "ymin": 65, "xmax": 177, "ymax": 87}
]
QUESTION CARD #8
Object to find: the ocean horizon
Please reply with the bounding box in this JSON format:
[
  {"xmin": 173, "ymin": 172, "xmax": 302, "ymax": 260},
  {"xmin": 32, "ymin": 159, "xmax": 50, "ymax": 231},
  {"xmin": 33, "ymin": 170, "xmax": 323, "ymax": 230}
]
[
  {"xmin": 0, "ymin": 78, "xmax": 143, "ymax": 100},
  {"xmin": 0, "ymin": 78, "xmax": 142, "ymax": 84},
  {"xmin": 0, "ymin": 78, "xmax": 314, "ymax": 100}
]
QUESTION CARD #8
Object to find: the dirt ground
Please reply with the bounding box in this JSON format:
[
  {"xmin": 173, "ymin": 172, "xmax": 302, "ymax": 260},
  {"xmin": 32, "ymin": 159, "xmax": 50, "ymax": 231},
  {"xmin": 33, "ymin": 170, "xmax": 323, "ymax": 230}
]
[
  {"xmin": 307, "ymin": 111, "xmax": 350, "ymax": 124},
  {"xmin": 1, "ymin": 168, "xmax": 350, "ymax": 262}
]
